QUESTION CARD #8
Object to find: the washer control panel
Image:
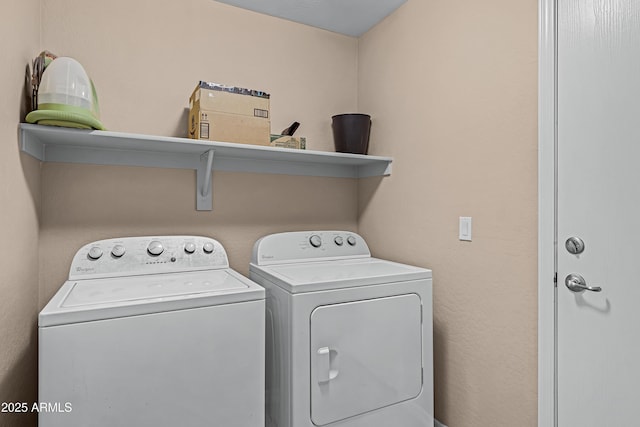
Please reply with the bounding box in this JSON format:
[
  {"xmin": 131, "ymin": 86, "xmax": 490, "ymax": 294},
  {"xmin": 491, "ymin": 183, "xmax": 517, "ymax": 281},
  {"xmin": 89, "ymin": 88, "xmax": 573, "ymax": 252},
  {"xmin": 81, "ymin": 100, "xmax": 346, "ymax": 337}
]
[
  {"xmin": 252, "ymin": 231, "xmax": 370, "ymax": 265},
  {"xmin": 69, "ymin": 236, "xmax": 228, "ymax": 280}
]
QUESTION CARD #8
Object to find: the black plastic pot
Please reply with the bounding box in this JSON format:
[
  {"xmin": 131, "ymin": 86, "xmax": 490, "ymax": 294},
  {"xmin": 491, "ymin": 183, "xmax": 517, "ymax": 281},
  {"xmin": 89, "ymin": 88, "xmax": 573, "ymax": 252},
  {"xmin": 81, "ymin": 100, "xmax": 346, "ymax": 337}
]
[{"xmin": 332, "ymin": 113, "xmax": 371, "ymax": 155}]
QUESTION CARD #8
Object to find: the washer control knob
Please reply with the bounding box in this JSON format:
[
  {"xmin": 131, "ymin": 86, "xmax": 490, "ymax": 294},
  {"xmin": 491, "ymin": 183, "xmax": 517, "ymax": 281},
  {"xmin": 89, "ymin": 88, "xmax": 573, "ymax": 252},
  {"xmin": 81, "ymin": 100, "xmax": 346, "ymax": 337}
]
[
  {"xmin": 88, "ymin": 246, "xmax": 103, "ymax": 260},
  {"xmin": 147, "ymin": 241, "xmax": 164, "ymax": 256},
  {"xmin": 111, "ymin": 245, "xmax": 126, "ymax": 258},
  {"xmin": 334, "ymin": 236, "xmax": 344, "ymax": 246},
  {"xmin": 203, "ymin": 242, "xmax": 215, "ymax": 254},
  {"xmin": 184, "ymin": 242, "xmax": 196, "ymax": 254},
  {"xmin": 347, "ymin": 236, "xmax": 357, "ymax": 246},
  {"xmin": 309, "ymin": 235, "xmax": 322, "ymax": 248}
]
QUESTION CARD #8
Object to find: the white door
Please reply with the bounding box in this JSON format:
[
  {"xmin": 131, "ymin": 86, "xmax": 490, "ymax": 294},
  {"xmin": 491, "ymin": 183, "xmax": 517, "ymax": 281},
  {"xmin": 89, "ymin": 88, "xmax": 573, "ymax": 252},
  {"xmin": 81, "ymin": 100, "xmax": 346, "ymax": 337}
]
[{"xmin": 557, "ymin": 0, "xmax": 640, "ymax": 425}]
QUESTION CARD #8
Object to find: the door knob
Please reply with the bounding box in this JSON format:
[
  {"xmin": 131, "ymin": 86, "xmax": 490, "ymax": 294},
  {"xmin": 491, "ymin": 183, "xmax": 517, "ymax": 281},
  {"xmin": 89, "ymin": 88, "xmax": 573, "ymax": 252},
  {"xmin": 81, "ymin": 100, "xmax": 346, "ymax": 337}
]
[{"xmin": 565, "ymin": 273, "xmax": 602, "ymax": 293}]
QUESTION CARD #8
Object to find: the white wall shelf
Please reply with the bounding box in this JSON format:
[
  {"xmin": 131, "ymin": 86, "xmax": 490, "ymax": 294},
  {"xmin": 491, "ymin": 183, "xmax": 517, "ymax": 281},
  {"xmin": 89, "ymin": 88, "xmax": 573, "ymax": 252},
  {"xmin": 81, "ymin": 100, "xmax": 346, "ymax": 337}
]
[{"xmin": 19, "ymin": 123, "xmax": 392, "ymax": 211}]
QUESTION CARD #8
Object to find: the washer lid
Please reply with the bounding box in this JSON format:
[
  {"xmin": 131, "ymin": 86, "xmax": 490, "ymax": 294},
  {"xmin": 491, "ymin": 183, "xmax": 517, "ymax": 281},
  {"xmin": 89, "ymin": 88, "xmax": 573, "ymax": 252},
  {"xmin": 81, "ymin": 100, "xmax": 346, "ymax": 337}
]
[
  {"xmin": 250, "ymin": 258, "xmax": 431, "ymax": 294},
  {"xmin": 39, "ymin": 269, "xmax": 264, "ymax": 327}
]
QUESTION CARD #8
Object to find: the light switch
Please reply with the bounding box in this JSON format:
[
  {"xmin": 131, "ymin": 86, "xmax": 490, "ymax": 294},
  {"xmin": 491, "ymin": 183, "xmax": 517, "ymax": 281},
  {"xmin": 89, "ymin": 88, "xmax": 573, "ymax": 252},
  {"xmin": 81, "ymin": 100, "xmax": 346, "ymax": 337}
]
[{"xmin": 459, "ymin": 217, "xmax": 472, "ymax": 241}]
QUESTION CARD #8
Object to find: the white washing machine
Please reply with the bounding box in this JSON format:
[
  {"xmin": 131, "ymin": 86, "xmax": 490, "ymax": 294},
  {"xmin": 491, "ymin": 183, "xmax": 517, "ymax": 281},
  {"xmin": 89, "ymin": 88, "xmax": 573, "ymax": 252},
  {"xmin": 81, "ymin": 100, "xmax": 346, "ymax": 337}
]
[
  {"xmin": 39, "ymin": 235, "xmax": 265, "ymax": 427},
  {"xmin": 250, "ymin": 231, "xmax": 433, "ymax": 427}
]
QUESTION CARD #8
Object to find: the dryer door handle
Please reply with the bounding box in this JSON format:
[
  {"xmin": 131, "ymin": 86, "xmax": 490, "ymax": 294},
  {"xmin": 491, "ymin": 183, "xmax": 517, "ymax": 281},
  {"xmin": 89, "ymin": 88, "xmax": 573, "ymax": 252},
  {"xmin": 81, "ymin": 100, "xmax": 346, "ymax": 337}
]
[{"xmin": 316, "ymin": 347, "xmax": 339, "ymax": 384}]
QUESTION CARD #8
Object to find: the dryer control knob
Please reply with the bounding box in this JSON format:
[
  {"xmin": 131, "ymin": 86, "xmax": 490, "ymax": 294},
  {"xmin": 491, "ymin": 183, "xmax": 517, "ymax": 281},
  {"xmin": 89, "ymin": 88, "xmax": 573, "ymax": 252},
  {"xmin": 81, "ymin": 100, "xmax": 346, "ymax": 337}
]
[
  {"xmin": 203, "ymin": 242, "xmax": 215, "ymax": 254},
  {"xmin": 88, "ymin": 246, "xmax": 103, "ymax": 260},
  {"xmin": 184, "ymin": 242, "xmax": 196, "ymax": 254},
  {"xmin": 111, "ymin": 245, "xmax": 126, "ymax": 258},
  {"xmin": 347, "ymin": 236, "xmax": 357, "ymax": 246},
  {"xmin": 309, "ymin": 235, "xmax": 322, "ymax": 248},
  {"xmin": 334, "ymin": 236, "xmax": 344, "ymax": 246},
  {"xmin": 147, "ymin": 241, "xmax": 164, "ymax": 256}
]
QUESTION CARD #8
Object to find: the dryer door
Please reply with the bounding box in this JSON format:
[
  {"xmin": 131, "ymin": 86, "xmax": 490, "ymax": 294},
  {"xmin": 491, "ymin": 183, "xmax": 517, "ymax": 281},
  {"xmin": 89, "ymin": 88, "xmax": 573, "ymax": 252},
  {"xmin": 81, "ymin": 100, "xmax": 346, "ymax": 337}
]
[{"xmin": 310, "ymin": 293, "xmax": 422, "ymax": 425}]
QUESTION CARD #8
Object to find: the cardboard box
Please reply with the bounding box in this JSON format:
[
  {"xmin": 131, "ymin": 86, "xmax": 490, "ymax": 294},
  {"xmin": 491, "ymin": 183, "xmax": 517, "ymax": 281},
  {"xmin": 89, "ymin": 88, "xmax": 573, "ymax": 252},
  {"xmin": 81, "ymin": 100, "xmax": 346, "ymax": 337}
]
[
  {"xmin": 270, "ymin": 134, "xmax": 306, "ymax": 150},
  {"xmin": 189, "ymin": 109, "xmax": 271, "ymax": 146},
  {"xmin": 190, "ymin": 81, "xmax": 270, "ymax": 119},
  {"xmin": 188, "ymin": 81, "xmax": 271, "ymax": 146}
]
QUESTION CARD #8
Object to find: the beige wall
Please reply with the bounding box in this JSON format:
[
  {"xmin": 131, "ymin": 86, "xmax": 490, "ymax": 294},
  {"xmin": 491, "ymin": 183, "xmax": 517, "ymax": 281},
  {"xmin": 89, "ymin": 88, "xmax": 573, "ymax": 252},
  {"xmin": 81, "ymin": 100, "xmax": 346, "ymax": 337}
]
[
  {"xmin": 41, "ymin": 0, "xmax": 357, "ymax": 149},
  {"xmin": 38, "ymin": 0, "xmax": 360, "ymax": 305},
  {"xmin": 358, "ymin": 0, "xmax": 538, "ymax": 426},
  {"xmin": 0, "ymin": 1, "xmax": 41, "ymax": 426}
]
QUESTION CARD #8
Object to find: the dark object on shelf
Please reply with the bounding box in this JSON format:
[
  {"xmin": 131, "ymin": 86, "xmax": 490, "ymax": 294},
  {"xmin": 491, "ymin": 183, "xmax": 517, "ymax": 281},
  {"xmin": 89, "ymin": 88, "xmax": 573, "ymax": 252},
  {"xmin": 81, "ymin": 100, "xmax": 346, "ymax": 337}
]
[
  {"xmin": 332, "ymin": 113, "xmax": 371, "ymax": 155},
  {"xmin": 281, "ymin": 121, "xmax": 300, "ymax": 136}
]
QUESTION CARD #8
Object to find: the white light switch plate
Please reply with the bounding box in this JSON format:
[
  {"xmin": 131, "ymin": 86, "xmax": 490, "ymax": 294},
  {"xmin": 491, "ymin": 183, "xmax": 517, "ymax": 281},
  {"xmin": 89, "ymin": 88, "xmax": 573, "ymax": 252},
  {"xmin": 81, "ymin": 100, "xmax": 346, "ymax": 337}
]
[{"xmin": 459, "ymin": 217, "xmax": 472, "ymax": 241}]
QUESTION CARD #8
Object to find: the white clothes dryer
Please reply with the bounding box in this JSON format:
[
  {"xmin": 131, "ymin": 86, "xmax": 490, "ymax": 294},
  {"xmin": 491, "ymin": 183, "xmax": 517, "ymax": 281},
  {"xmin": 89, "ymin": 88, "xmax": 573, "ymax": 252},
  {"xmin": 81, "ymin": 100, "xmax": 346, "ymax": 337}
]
[
  {"xmin": 39, "ymin": 236, "xmax": 265, "ymax": 427},
  {"xmin": 250, "ymin": 231, "xmax": 433, "ymax": 427}
]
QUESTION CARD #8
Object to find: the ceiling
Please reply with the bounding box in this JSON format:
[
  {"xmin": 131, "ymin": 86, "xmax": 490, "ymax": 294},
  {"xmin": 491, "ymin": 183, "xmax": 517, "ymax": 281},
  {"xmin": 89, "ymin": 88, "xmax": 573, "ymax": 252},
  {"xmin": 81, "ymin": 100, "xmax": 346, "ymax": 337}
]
[{"xmin": 214, "ymin": 0, "xmax": 407, "ymax": 37}]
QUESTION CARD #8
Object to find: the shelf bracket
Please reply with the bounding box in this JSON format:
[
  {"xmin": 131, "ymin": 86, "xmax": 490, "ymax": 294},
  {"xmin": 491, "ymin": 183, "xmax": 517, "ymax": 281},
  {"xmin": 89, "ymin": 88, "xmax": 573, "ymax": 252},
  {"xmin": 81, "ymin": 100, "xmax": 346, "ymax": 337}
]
[{"xmin": 196, "ymin": 150, "xmax": 215, "ymax": 211}]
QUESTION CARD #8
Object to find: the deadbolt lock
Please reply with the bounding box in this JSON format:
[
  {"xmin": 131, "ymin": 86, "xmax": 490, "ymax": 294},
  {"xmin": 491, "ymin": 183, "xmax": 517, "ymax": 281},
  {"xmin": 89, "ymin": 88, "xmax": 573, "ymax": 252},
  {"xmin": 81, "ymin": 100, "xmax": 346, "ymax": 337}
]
[{"xmin": 565, "ymin": 237, "xmax": 585, "ymax": 255}]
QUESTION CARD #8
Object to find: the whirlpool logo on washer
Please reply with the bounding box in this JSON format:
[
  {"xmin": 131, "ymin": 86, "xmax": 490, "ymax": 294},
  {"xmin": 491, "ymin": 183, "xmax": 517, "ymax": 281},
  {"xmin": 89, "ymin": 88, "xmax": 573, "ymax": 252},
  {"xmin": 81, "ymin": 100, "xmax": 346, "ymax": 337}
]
[
  {"xmin": 76, "ymin": 266, "xmax": 96, "ymax": 273},
  {"xmin": 261, "ymin": 254, "xmax": 274, "ymax": 259}
]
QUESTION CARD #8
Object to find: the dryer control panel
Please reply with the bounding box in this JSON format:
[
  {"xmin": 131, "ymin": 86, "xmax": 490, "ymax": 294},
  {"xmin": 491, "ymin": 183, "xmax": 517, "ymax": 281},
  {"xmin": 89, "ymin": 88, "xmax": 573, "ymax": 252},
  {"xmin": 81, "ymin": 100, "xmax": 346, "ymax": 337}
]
[
  {"xmin": 252, "ymin": 231, "xmax": 370, "ymax": 265},
  {"xmin": 69, "ymin": 236, "xmax": 228, "ymax": 280}
]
